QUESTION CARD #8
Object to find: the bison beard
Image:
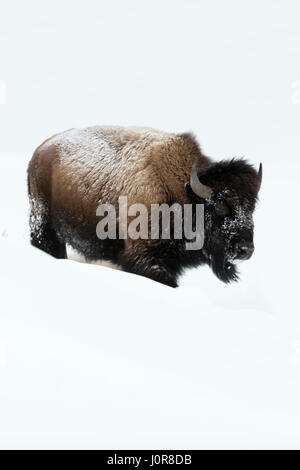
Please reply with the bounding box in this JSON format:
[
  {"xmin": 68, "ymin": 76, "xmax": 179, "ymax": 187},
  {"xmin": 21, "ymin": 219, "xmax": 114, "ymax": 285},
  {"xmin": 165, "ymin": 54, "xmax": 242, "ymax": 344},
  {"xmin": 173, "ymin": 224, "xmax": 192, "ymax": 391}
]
[
  {"xmin": 202, "ymin": 230, "xmax": 240, "ymax": 283},
  {"xmin": 209, "ymin": 248, "xmax": 239, "ymax": 283}
]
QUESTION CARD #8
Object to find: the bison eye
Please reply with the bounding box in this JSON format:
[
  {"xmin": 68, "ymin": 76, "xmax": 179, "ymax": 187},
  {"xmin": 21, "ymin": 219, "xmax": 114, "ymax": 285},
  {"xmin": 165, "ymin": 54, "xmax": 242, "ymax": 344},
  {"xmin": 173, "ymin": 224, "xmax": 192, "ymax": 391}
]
[{"xmin": 215, "ymin": 202, "xmax": 229, "ymax": 217}]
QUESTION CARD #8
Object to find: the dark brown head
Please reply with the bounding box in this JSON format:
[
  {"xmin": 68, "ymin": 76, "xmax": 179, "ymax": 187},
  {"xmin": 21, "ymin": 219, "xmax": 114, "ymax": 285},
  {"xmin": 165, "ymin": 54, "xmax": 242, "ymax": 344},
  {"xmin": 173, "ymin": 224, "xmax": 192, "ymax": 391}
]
[{"xmin": 186, "ymin": 158, "xmax": 262, "ymax": 282}]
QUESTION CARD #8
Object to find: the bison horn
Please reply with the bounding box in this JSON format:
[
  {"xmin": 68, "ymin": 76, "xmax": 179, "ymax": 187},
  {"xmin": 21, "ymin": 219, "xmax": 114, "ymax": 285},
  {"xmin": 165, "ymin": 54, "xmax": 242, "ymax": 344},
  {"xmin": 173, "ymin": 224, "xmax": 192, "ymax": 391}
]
[
  {"xmin": 257, "ymin": 163, "xmax": 263, "ymax": 192},
  {"xmin": 190, "ymin": 158, "xmax": 212, "ymax": 198}
]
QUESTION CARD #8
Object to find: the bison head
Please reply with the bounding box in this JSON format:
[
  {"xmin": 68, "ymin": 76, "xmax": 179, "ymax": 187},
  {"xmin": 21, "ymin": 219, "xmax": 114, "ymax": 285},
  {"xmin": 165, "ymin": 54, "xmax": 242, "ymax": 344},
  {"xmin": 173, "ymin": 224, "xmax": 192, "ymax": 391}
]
[{"xmin": 186, "ymin": 158, "xmax": 262, "ymax": 283}]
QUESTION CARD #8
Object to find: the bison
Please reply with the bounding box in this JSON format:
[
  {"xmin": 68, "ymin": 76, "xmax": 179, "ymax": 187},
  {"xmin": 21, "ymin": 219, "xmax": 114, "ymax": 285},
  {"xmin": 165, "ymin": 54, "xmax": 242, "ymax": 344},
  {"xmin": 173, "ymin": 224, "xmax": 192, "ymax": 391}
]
[{"xmin": 27, "ymin": 126, "xmax": 262, "ymax": 287}]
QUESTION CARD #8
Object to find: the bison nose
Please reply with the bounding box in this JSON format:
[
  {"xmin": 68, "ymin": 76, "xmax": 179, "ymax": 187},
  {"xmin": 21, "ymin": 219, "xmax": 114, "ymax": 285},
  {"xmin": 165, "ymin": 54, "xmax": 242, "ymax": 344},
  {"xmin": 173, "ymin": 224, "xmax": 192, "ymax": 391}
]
[{"xmin": 235, "ymin": 240, "xmax": 254, "ymax": 260}]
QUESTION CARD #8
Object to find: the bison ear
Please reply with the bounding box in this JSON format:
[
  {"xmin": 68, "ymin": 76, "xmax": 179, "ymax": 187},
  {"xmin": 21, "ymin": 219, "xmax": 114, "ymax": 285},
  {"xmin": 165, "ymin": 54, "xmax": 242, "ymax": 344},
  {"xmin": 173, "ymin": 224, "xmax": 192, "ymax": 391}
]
[
  {"xmin": 184, "ymin": 181, "xmax": 196, "ymax": 199},
  {"xmin": 184, "ymin": 180, "xmax": 209, "ymax": 202}
]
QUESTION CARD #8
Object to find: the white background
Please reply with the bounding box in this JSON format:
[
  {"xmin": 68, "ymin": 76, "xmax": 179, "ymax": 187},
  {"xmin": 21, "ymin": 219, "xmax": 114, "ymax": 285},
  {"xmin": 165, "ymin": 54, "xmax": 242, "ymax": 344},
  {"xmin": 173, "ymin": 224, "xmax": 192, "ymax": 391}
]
[{"xmin": 0, "ymin": 0, "xmax": 300, "ymax": 449}]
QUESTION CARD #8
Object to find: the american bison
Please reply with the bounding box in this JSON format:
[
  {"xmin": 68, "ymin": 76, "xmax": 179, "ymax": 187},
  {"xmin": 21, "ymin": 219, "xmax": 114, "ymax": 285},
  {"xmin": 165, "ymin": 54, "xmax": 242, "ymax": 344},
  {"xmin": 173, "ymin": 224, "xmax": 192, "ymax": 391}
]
[{"xmin": 28, "ymin": 126, "xmax": 262, "ymax": 287}]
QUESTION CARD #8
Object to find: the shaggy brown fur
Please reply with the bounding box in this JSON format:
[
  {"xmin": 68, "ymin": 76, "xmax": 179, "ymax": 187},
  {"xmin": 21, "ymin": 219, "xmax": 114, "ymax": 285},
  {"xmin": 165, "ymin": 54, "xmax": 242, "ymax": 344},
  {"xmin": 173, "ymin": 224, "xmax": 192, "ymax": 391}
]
[{"xmin": 29, "ymin": 126, "xmax": 209, "ymax": 211}]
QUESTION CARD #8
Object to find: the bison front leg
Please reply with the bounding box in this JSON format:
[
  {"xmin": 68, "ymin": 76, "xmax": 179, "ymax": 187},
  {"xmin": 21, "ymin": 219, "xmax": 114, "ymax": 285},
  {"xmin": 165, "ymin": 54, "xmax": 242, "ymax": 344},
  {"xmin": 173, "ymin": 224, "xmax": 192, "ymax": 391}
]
[
  {"xmin": 121, "ymin": 256, "xmax": 179, "ymax": 287},
  {"xmin": 118, "ymin": 241, "xmax": 180, "ymax": 288}
]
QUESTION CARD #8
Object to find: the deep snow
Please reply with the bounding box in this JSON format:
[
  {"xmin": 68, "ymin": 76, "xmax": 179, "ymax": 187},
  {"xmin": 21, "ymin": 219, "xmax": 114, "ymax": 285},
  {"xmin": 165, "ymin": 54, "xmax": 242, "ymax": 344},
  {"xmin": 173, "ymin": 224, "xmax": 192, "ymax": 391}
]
[{"xmin": 0, "ymin": 0, "xmax": 300, "ymax": 450}]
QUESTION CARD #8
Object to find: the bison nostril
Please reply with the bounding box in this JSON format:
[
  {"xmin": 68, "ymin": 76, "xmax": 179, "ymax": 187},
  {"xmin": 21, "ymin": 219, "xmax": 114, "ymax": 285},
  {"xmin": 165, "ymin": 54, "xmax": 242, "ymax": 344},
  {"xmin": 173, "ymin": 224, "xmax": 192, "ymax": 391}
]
[
  {"xmin": 235, "ymin": 241, "xmax": 254, "ymax": 260},
  {"xmin": 240, "ymin": 245, "xmax": 252, "ymax": 254}
]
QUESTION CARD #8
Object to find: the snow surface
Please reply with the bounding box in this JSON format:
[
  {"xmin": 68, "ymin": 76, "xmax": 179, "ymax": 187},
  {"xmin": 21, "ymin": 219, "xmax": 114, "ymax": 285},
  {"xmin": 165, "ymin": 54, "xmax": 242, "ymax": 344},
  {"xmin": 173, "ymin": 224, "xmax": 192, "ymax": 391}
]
[{"xmin": 0, "ymin": 0, "xmax": 300, "ymax": 450}]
